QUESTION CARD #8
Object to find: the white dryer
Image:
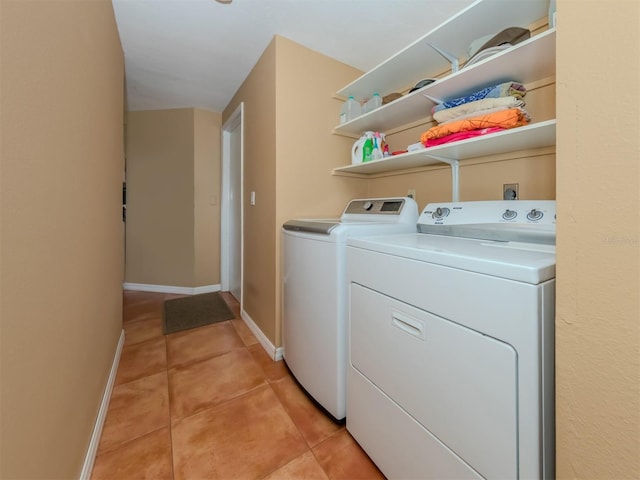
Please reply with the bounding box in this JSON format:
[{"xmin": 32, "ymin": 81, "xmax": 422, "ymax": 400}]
[
  {"xmin": 346, "ymin": 200, "xmax": 556, "ymax": 479},
  {"xmin": 282, "ymin": 197, "xmax": 418, "ymax": 420}
]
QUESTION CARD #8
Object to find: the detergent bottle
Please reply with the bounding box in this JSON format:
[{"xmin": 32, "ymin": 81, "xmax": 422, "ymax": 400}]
[
  {"xmin": 352, "ymin": 131, "xmax": 374, "ymax": 164},
  {"xmin": 362, "ymin": 132, "xmax": 374, "ymax": 162}
]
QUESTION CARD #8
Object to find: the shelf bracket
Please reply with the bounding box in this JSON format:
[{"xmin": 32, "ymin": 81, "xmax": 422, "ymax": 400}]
[
  {"xmin": 450, "ymin": 159, "xmax": 460, "ymax": 202},
  {"xmin": 424, "ymin": 154, "xmax": 460, "ymax": 202},
  {"xmin": 426, "ymin": 42, "xmax": 459, "ymax": 73},
  {"xmin": 420, "ymin": 92, "xmax": 444, "ymax": 104}
]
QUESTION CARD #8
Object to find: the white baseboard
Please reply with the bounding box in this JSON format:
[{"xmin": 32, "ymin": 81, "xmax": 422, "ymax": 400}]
[
  {"xmin": 79, "ymin": 329, "xmax": 125, "ymax": 480},
  {"xmin": 240, "ymin": 309, "xmax": 283, "ymax": 361},
  {"xmin": 122, "ymin": 282, "xmax": 221, "ymax": 295}
]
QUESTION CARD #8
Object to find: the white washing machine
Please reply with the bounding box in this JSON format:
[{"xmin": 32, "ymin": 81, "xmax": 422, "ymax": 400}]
[
  {"xmin": 346, "ymin": 200, "xmax": 556, "ymax": 479},
  {"xmin": 282, "ymin": 197, "xmax": 418, "ymax": 420}
]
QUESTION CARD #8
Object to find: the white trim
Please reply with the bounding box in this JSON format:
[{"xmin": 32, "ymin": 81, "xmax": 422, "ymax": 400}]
[
  {"xmin": 122, "ymin": 283, "xmax": 221, "ymax": 295},
  {"xmin": 220, "ymin": 102, "xmax": 244, "ymax": 301},
  {"xmin": 240, "ymin": 308, "xmax": 283, "ymax": 361},
  {"xmin": 193, "ymin": 284, "xmax": 221, "ymax": 295},
  {"xmin": 79, "ymin": 329, "xmax": 125, "ymax": 480},
  {"xmin": 274, "ymin": 346, "xmax": 284, "ymax": 361}
]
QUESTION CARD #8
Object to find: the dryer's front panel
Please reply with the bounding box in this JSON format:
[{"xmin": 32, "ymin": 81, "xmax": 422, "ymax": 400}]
[{"xmin": 350, "ymin": 282, "xmax": 518, "ymax": 479}]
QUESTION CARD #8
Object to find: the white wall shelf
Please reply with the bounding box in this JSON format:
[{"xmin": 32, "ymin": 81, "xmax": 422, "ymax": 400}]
[
  {"xmin": 336, "ymin": 0, "xmax": 550, "ymax": 103},
  {"xmin": 331, "ymin": 0, "xmax": 555, "ymax": 202},
  {"xmin": 333, "ymin": 29, "xmax": 555, "ymax": 137},
  {"xmin": 333, "ymin": 120, "xmax": 556, "ymax": 177}
]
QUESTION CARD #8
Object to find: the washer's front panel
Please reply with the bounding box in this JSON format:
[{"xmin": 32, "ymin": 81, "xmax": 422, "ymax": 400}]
[
  {"xmin": 350, "ymin": 283, "xmax": 518, "ymax": 479},
  {"xmin": 283, "ymin": 233, "xmax": 344, "ymax": 418}
]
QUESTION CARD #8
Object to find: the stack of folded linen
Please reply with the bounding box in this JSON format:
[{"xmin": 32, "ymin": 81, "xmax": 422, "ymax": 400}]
[{"xmin": 420, "ymin": 81, "xmax": 530, "ymax": 147}]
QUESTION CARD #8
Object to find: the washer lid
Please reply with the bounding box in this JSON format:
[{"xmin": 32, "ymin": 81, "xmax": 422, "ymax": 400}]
[
  {"xmin": 348, "ymin": 233, "xmax": 556, "ymax": 284},
  {"xmin": 282, "ymin": 219, "xmax": 340, "ymax": 234},
  {"xmin": 282, "ymin": 196, "xmax": 419, "ymax": 235}
]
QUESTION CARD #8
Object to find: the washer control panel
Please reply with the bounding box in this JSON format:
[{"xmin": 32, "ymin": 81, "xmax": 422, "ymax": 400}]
[
  {"xmin": 342, "ymin": 197, "xmax": 418, "ymax": 223},
  {"xmin": 419, "ymin": 200, "xmax": 556, "ymax": 244}
]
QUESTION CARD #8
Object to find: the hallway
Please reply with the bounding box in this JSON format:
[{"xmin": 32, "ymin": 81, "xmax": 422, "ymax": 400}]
[{"xmin": 90, "ymin": 290, "xmax": 384, "ymax": 479}]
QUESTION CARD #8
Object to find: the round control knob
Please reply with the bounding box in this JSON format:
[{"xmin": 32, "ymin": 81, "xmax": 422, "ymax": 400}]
[
  {"xmin": 502, "ymin": 209, "xmax": 517, "ymax": 220},
  {"xmin": 363, "ymin": 201, "xmax": 374, "ymax": 211},
  {"xmin": 432, "ymin": 207, "xmax": 450, "ymax": 219},
  {"xmin": 527, "ymin": 208, "xmax": 544, "ymax": 221}
]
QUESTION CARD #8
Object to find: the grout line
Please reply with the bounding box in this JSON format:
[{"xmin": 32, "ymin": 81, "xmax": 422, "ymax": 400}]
[{"xmin": 164, "ymin": 327, "xmax": 176, "ymax": 480}]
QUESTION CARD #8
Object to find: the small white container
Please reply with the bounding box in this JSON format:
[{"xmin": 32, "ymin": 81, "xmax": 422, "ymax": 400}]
[
  {"xmin": 339, "ymin": 96, "xmax": 362, "ymax": 124},
  {"xmin": 363, "ymin": 92, "xmax": 382, "ymax": 114}
]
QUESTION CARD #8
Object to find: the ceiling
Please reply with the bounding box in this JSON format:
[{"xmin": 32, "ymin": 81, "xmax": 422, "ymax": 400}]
[{"xmin": 112, "ymin": 0, "xmax": 475, "ymax": 113}]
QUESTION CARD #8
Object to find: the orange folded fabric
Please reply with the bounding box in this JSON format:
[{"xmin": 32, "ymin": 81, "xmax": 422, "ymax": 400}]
[{"xmin": 421, "ymin": 108, "xmax": 530, "ymax": 143}]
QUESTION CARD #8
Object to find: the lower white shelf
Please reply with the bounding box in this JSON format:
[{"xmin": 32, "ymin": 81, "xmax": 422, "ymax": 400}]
[{"xmin": 332, "ymin": 120, "xmax": 556, "ymax": 177}]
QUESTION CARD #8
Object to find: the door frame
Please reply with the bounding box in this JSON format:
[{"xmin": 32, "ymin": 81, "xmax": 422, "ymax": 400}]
[{"xmin": 220, "ymin": 102, "xmax": 244, "ymax": 300}]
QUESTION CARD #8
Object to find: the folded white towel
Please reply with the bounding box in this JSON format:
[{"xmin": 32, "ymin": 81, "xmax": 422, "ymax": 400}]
[{"xmin": 433, "ymin": 96, "xmax": 525, "ymax": 124}]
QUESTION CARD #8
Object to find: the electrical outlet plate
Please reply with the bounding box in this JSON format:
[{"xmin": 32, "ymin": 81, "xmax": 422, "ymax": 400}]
[
  {"xmin": 407, "ymin": 189, "xmax": 416, "ymax": 199},
  {"xmin": 503, "ymin": 183, "xmax": 519, "ymax": 200}
]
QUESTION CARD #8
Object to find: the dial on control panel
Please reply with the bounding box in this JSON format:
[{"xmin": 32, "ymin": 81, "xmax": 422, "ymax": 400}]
[
  {"xmin": 502, "ymin": 209, "xmax": 517, "ymax": 220},
  {"xmin": 526, "ymin": 208, "xmax": 544, "ymax": 221},
  {"xmin": 432, "ymin": 207, "xmax": 450, "ymax": 219}
]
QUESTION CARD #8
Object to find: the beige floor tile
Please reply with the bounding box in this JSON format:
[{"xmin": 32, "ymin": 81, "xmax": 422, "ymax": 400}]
[
  {"xmin": 166, "ymin": 321, "xmax": 245, "ymax": 368},
  {"xmin": 122, "ymin": 293, "xmax": 165, "ymax": 323},
  {"xmin": 271, "ymin": 375, "xmax": 342, "ymax": 447},
  {"xmin": 123, "ymin": 316, "xmax": 163, "ymax": 346},
  {"xmin": 172, "ymin": 385, "xmax": 308, "ymax": 480},
  {"xmin": 219, "ymin": 291, "xmax": 241, "ymax": 314},
  {"xmin": 91, "ymin": 427, "xmax": 172, "ymax": 480},
  {"xmin": 115, "ymin": 336, "xmax": 167, "ymax": 385},
  {"xmin": 97, "ymin": 372, "xmax": 170, "ymax": 454},
  {"xmin": 247, "ymin": 343, "xmax": 290, "ymax": 382},
  {"xmin": 231, "ymin": 316, "xmax": 260, "ymax": 346},
  {"xmin": 262, "ymin": 450, "xmax": 329, "ymax": 480},
  {"xmin": 123, "ymin": 291, "xmax": 186, "ymax": 323},
  {"xmin": 168, "ymin": 347, "xmax": 267, "ymax": 421},
  {"xmin": 100, "ymin": 290, "xmax": 380, "ymax": 480},
  {"xmin": 312, "ymin": 429, "xmax": 385, "ymax": 480}
]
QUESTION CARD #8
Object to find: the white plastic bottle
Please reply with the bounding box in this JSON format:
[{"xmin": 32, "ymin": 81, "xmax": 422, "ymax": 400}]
[
  {"xmin": 364, "ymin": 92, "xmax": 382, "ymax": 114},
  {"xmin": 339, "ymin": 95, "xmax": 362, "ymax": 124}
]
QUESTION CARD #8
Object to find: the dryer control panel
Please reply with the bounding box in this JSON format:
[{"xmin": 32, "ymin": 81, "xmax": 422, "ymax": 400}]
[{"xmin": 418, "ymin": 200, "xmax": 556, "ymax": 244}]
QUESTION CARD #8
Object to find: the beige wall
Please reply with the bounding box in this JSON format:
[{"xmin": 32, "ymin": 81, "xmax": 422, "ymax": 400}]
[
  {"xmin": 273, "ymin": 36, "xmax": 366, "ymax": 343},
  {"xmin": 126, "ymin": 109, "xmax": 195, "ymax": 286},
  {"xmin": 0, "ymin": 0, "xmax": 124, "ymax": 478},
  {"xmin": 125, "ymin": 108, "xmax": 221, "ymax": 288},
  {"xmin": 555, "ymin": 1, "xmax": 640, "ymax": 478},
  {"xmin": 223, "ymin": 35, "xmax": 363, "ymax": 345},
  {"xmin": 223, "ymin": 39, "xmax": 278, "ymax": 341},
  {"xmin": 195, "ymin": 109, "xmax": 223, "ymax": 286}
]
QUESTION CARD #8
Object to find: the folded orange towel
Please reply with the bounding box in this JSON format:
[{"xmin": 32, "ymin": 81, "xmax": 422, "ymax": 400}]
[{"xmin": 421, "ymin": 108, "xmax": 530, "ymax": 143}]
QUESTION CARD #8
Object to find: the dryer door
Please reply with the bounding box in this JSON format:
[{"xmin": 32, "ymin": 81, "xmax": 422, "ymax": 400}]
[{"xmin": 350, "ymin": 283, "xmax": 518, "ymax": 479}]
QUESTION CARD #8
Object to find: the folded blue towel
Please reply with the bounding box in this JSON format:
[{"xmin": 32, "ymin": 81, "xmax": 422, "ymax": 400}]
[{"xmin": 432, "ymin": 82, "xmax": 526, "ymax": 113}]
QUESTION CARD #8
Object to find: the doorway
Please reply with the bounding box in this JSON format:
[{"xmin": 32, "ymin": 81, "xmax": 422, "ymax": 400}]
[{"xmin": 221, "ymin": 103, "xmax": 243, "ymax": 302}]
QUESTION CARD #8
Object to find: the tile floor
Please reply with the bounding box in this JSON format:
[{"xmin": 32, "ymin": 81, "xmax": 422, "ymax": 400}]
[{"xmin": 91, "ymin": 290, "xmax": 385, "ymax": 480}]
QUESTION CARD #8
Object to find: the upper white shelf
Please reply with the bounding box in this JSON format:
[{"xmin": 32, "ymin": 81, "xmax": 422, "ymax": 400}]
[
  {"xmin": 337, "ymin": 0, "xmax": 550, "ymax": 102},
  {"xmin": 334, "ymin": 28, "xmax": 555, "ymax": 137},
  {"xmin": 332, "ymin": 120, "xmax": 556, "ymax": 176}
]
